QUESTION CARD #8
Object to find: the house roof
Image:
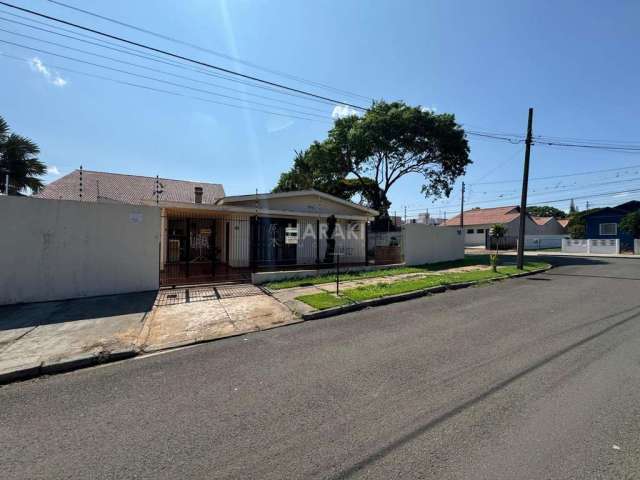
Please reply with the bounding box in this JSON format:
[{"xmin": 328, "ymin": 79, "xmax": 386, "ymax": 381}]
[
  {"xmin": 36, "ymin": 170, "xmax": 225, "ymax": 205},
  {"xmin": 442, "ymin": 205, "xmax": 520, "ymax": 226},
  {"xmin": 218, "ymin": 189, "xmax": 379, "ymax": 216},
  {"xmin": 557, "ymin": 218, "xmax": 570, "ymax": 228},
  {"xmin": 582, "ymin": 200, "xmax": 640, "ymax": 218},
  {"xmin": 532, "ymin": 216, "xmax": 555, "ymax": 226}
]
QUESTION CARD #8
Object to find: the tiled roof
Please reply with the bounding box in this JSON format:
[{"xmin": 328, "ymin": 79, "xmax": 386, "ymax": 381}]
[
  {"xmin": 532, "ymin": 216, "xmax": 554, "ymax": 226},
  {"xmin": 36, "ymin": 170, "xmax": 225, "ymax": 205},
  {"xmin": 442, "ymin": 205, "xmax": 520, "ymax": 226}
]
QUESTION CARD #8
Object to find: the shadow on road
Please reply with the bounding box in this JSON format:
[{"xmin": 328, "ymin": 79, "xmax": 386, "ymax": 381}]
[{"xmin": 329, "ymin": 305, "xmax": 640, "ymax": 480}]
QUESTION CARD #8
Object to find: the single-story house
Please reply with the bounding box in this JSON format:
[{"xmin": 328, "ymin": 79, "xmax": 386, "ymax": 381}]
[
  {"xmin": 531, "ymin": 216, "xmax": 568, "ymax": 235},
  {"xmin": 36, "ymin": 170, "xmax": 378, "ymax": 285},
  {"xmin": 441, "ymin": 205, "xmax": 539, "ymax": 247},
  {"xmin": 582, "ymin": 200, "xmax": 640, "ymax": 250}
]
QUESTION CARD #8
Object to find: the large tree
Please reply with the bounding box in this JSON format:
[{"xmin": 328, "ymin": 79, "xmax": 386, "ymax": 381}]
[
  {"xmin": 274, "ymin": 101, "xmax": 471, "ymax": 225},
  {"xmin": 0, "ymin": 115, "xmax": 47, "ymax": 194},
  {"xmin": 527, "ymin": 206, "xmax": 567, "ymax": 218}
]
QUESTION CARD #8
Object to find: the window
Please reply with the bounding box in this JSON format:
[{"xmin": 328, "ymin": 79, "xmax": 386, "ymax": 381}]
[
  {"xmin": 477, "ymin": 228, "xmax": 485, "ymax": 234},
  {"xmin": 599, "ymin": 223, "xmax": 617, "ymax": 235},
  {"xmin": 466, "ymin": 229, "xmax": 474, "ymax": 234}
]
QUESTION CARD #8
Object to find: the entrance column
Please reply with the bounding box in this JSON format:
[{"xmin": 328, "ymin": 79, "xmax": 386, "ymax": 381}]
[{"xmin": 160, "ymin": 208, "xmax": 167, "ymax": 271}]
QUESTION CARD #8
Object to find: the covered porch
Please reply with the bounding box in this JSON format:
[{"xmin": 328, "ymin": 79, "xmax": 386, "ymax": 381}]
[{"xmin": 160, "ymin": 207, "xmax": 251, "ymax": 286}]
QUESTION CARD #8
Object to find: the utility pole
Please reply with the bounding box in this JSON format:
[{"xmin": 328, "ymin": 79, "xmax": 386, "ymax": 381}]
[
  {"xmin": 459, "ymin": 182, "xmax": 465, "ymax": 230},
  {"xmin": 404, "ymin": 205, "xmax": 407, "ymax": 224},
  {"xmin": 4, "ymin": 174, "xmax": 8, "ymax": 195},
  {"xmin": 516, "ymin": 108, "xmax": 534, "ymax": 270},
  {"xmin": 586, "ymin": 200, "xmax": 590, "ymax": 210}
]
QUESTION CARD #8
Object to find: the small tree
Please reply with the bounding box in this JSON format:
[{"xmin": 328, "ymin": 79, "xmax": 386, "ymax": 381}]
[
  {"xmin": 620, "ymin": 210, "xmax": 640, "ymax": 239},
  {"xmin": 489, "ymin": 223, "xmax": 506, "ymax": 272}
]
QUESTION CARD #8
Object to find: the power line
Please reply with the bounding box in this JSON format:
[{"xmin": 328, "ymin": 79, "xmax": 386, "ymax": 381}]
[
  {"xmin": 0, "ymin": 27, "xmax": 335, "ymax": 117},
  {"xmin": 403, "ymin": 174, "xmax": 640, "ymax": 213},
  {"xmin": 468, "ymin": 163, "xmax": 640, "ymax": 186},
  {"xmin": 533, "ymin": 139, "xmax": 640, "ymax": 152},
  {"xmin": 0, "ymin": 51, "xmax": 330, "ymax": 122},
  {"xmin": 0, "ymin": 10, "xmax": 357, "ymax": 109},
  {"xmin": 45, "ymin": 0, "xmax": 374, "ymax": 102},
  {"xmin": 0, "ymin": 38, "xmax": 335, "ymax": 121},
  {"xmin": 0, "ymin": 1, "xmax": 370, "ymax": 111}
]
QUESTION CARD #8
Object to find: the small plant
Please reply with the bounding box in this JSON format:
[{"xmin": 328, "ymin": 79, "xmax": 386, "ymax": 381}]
[{"xmin": 489, "ymin": 223, "xmax": 507, "ymax": 272}]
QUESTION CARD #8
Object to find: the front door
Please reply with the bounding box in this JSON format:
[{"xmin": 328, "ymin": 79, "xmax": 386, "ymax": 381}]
[
  {"xmin": 254, "ymin": 218, "xmax": 297, "ymax": 267},
  {"xmin": 163, "ymin": 217, "xmax": 216, "ymax": 284}
]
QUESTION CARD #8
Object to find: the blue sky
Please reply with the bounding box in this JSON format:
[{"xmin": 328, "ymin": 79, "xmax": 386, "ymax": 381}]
[{"xmin": 1, "ymin": 0, "xmax": 639, "ymax": 219}]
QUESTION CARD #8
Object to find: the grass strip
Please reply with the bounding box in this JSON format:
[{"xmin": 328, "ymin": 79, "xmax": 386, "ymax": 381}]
[
  {"xmin": 266, "ymin": 255, "xmax": 491, "ymax": 290},
  {"xmin": 296, "ymin": 261, "xmax": 549, "ymax": 310}
]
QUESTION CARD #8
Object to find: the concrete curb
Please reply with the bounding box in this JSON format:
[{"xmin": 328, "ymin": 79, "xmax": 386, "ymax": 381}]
[
  {"xmin": 0, "ymin": 348, "xmax": 139, "ymax": 386},
  {"xmin": 302, "ymin": 265, "xmax": 552, "ymax": 321}
]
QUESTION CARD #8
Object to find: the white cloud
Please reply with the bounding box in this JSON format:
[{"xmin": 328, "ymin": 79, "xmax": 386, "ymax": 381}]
[
  {"xmin": 48, "ymin": 165, "xmax": 60, "ymax": 176},
  {"xmin": 420, "ymin": 105, "xmax": 437, "ymax": 113},
  {"xmin": 29, "ymin": 57, "xmax": 67, "ymax": 87},
  {"xmin": 332, "ymin": 104, "xmax": 360, "ymax": 119}
]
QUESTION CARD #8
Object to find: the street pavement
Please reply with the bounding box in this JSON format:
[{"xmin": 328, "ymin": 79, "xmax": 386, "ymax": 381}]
[{"xmin": 1, "ymin": 256, "xmax": 640, "ymax": 479}]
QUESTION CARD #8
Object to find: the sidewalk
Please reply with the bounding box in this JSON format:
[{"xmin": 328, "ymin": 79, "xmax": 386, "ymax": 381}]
[
  {"xmin": 0, "ymin": 285, "xmax": 298, "ymax": 384},
  {"xmin": 271, "ymin": 264, "xmax": 493, "ymax": 316}
]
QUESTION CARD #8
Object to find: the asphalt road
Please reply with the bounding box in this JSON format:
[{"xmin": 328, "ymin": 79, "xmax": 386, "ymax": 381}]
[{"xmin": 2, "ymin": 256, "xmax": 640, "ymax": 479}]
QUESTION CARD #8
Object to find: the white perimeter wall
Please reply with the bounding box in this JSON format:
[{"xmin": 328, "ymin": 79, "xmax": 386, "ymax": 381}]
[
  {"xmin": 403, "ymin": 224, "xmax": 465, "ymax": 265},
  {"xmin": 0, "ymin": 196, "xmax": 160, "ymax": 305},
  {"xmin": 524, "ymin": 234, "xmax": 569, "ymax": 249}
]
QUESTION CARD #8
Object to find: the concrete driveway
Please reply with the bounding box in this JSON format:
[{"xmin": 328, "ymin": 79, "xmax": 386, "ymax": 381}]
[
  {"xmin": 0, "ymin": 284, "xmax": 297, "ymax": 382},
  {"xmin": 141, "ymin": 284, "xmax": 299, "ymax": 351}
]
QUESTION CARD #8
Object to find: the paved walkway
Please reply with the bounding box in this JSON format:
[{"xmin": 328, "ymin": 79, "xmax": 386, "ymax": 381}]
[{"xmin": 0, "ymin": 285, "xmax": 297, "ymax": 382}]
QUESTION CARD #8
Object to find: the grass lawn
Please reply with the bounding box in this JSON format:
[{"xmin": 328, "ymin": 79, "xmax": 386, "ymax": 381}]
[
  {"xmin": 266, "ymin": 255, "xmax": 492, "ymax": 290},
  {"xmin": 296, "ymin": 261, "xmax": 549, "ymax": 310}
]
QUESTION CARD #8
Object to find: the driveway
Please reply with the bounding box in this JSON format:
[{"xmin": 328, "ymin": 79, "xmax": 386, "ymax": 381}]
[
  {"xmin": 0, "ymin": 284, "xmax": 297, "ymax": 380},
  {"xmin": 2, "ymin": 256, "xmax": 640, "ymax": 479}
]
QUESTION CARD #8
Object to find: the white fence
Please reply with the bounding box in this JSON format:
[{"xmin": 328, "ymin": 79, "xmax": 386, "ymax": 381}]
[
  {"xmin": 402, "ymin": 224, "xmax": 464, "ymax": 265},
  {"xmin": 635, "ymin": 239, "xmax": 640, "ymax": 255},
  {"xmin": 524, "ymin": 235, "xmax": 569, "ymax": 250},
  {"xmin": 562, "ymin": 238, "xmax": 620, "ymax": 255}
]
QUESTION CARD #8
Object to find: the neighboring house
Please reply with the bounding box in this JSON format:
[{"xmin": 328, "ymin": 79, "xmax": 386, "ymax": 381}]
[
  {"xmin": 441, "ymin": 205, "xmax": 539, "ymax": 247},
  {"xmin": 36, "ymin": 170, "xmax": 378, "ymax": 285},
  {"xmin": 531, "ymin": 216, "xmax": 568, "ymax": 235},
  {"xmin": 557, "ymin": 218, "xmax": 570, "ymax": 230},
  {"xmin": 582, "ymin": 200, "xmax": 640, "ymax": 250}
]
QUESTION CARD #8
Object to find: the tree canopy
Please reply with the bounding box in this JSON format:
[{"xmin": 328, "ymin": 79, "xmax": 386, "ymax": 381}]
[
  {"xmin": 0, "ymin": 115, "xmax": 47, "ymax": 194},
  {"xmin": 274, "ymin": 101, "xmax": 471, "ymax": 226},
  {"xmin": 620, "ymin": 210, "xmax": 640, "ymax": 238},
  {"xmin": 527, "ymin": 206, "xmax": 567, "ymax": 218},
  {"xmin": 566, "ymin": 208, "xmax": 602, "ymax": 238}
]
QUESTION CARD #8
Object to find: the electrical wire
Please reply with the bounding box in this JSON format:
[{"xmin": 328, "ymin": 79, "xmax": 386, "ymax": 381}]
[
  {"xmin": 45, "ymin": 0, "xmax": 375, "ymax": 102},
  {"xmin": 0, "ymin": 12, "xmax": 348, "ymax": 108},
  {"xmin": 0, "ymin": 1, "xmax": 370, "ymax": 111},
  {"xmin": 0, "ymin": 51, "xmax": 331, "ymax": 122},
  {"xmin": 0, "ymin": 27, "xmax": 337, "ymax": 117}
]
